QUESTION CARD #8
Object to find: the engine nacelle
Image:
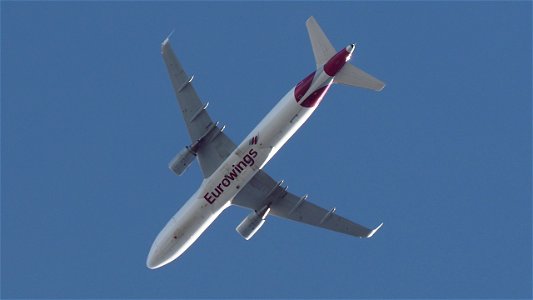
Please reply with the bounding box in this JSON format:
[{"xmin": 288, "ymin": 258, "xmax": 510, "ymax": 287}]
[
  {"xmin": 168, "ymin": 147, "xmax": 196, "ymax": 176},
  {"xmin": 236, "ymin": 205, "xmax": 271, "ymax": 240}
]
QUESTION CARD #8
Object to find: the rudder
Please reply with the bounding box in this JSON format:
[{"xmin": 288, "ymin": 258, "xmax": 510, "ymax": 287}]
[{"xmin": 306, "ymin": 16, "xmax": 336, "ymax": 68}]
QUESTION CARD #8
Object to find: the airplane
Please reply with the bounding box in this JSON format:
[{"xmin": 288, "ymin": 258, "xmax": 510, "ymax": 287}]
[{"xmin": 147, "ymin": 16, "xmax": 385, "ymax": 269}]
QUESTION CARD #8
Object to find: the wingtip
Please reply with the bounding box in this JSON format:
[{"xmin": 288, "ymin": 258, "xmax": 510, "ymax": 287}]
[
  {"xmin": 162, "ymin": 29, "xmax": 175, "ymax": 47},
  {"xmin": 376, "ymin": 83, "xmax": 386, "ymax": 92},
  {"xmin": 367, "ymin": 222, "xmax": 383, "ymax": 238}
]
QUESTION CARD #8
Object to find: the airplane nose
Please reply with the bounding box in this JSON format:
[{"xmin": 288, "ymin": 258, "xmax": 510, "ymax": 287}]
[
  {"xmin": 146, "ymin": 256, "xmax": 158, "ymax": 269},
  {"xmin": 146, "ymin": 220, "xmax": 184, "ymax": 269},
  {"xmin": 146, "ymin": 234, "xmax": 171, "ymax": 269},
  {"xmin": 146, "ymin": 245, "xmax": 163, "ymax": 269}
]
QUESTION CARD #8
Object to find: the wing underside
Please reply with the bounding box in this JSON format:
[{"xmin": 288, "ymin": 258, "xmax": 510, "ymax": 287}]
[
  {"xmin": 232, "ymin": 170, "xmax": 382, "ymax": 238},
  {"xmin": 161, "ymin": 39, "xmax": 236, "ymax": 177}
]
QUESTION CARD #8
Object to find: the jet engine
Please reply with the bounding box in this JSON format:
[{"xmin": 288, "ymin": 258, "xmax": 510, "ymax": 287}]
[
  {"xmin": 236, "ymin": 205, "xmax": 271, "ymax": 240},
  {"xmin": 168, "ymin": 147, "xmax": 196, "ymax": 176}
]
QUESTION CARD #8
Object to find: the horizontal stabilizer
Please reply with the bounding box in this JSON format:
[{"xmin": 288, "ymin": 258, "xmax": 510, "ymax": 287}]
[{"xmin": 334, "ymin": 63, "xmax": 385, "ymax": 92}]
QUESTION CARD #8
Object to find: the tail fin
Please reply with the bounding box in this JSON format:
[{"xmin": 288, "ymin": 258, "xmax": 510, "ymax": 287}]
[
  {"xmin": 335, "ymin": 63, "xmax": 385, "ymax": 91},
  {"xmin": 306, "ymin": 16, "xmax": 336, "ymax": 68},
  {"xmin": 306, "ymin": 16, "xmax": 385, "ymax": 92}
]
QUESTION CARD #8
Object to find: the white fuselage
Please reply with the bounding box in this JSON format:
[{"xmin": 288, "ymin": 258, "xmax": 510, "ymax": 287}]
[{"xmin": 147, "ymin": 67, "xmax": 337, "ymax": 269}]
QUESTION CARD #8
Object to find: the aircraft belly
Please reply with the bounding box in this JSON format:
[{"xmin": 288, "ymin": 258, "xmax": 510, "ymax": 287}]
[
  {"xmin": 201, "ymin": 150, "xmax": 260, "ymax": 206},
  {"xmin": 152, "ymin": 87, "xmax": 320, "ymax": 268},
  {"xmin": 156, "ymin": 192, "xmax": 229, "ymax": 264},
  {"xmin": 245, "ymin": 89, "xmax": 316, "ymax": 165}
]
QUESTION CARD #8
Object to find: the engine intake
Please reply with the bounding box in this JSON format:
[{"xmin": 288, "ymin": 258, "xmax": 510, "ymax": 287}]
[
  {"xmin": 168, "ymin": 147, "xmax": 196, "ymax": 176},
  {"xmin": 236, "ymin": 205, "xmax": 271, "ymax": 240}
]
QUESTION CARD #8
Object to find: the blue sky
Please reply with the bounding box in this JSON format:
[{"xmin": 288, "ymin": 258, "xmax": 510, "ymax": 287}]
[{"xmin": 1, "ymin": 2, "xmax": 531, "ymax": 299}]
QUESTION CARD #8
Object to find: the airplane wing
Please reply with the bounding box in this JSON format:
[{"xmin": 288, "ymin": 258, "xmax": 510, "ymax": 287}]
[
  {"xmin": 161, "ymin": 39, "xmax": 236, "ymax": 178},
  {"xmin": 232, "ymin": 170, "xmax": 382, "ymax": 238}
]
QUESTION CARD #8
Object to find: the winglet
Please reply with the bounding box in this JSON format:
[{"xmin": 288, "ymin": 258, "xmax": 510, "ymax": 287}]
[
  {"xmin": 162, "ymin": 29, "xmax": 175, "ymax": 47},
  {"xmin": 367, "ymin": 222, "xmax": 383, "ymax": 238}
]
